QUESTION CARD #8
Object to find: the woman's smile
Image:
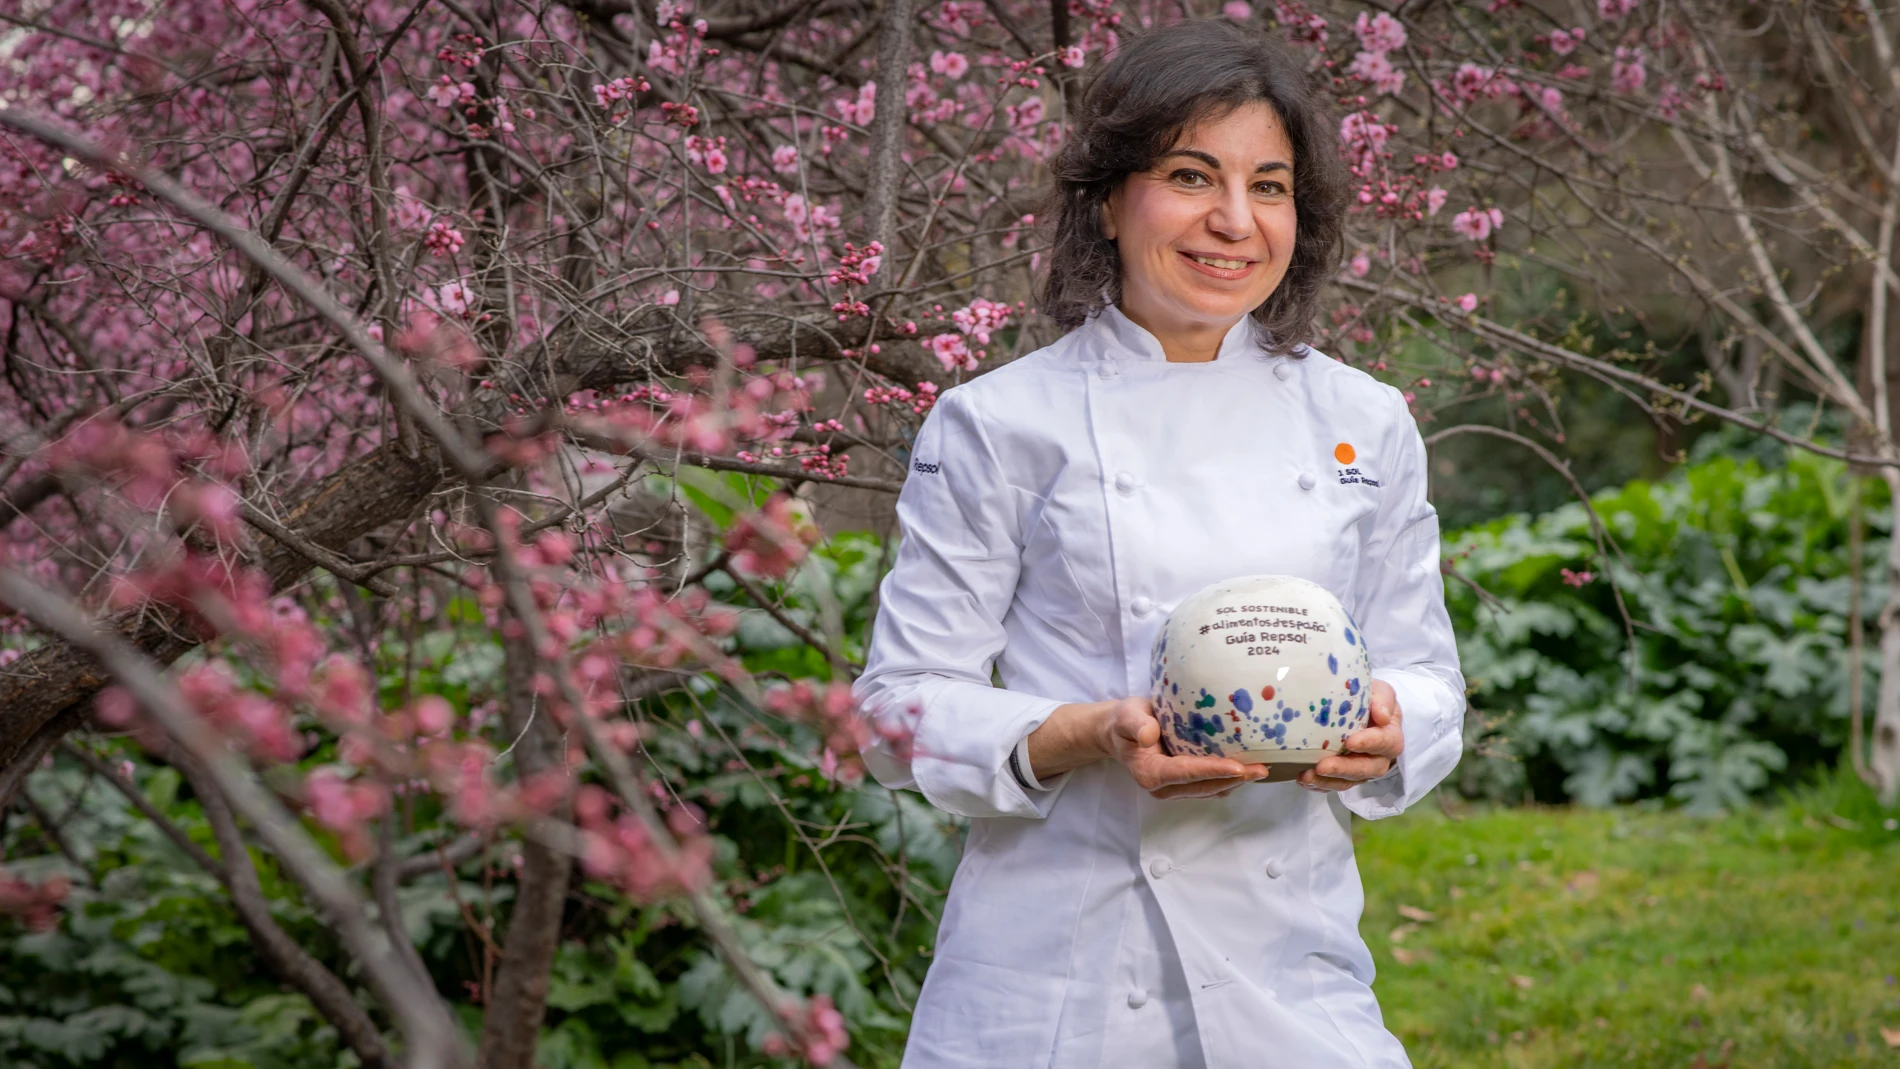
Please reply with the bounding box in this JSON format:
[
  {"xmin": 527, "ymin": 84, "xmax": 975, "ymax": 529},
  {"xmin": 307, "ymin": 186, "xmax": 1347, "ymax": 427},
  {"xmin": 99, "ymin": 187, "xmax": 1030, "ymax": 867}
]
[{"xmin": 1178, "ymin": 249, "xmax": 1259, "ymax": 279}]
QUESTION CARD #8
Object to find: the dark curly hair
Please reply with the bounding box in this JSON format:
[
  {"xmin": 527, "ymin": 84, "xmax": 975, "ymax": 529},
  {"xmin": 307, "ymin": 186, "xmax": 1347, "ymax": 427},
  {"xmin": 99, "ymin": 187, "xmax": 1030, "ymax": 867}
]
[{"xmin": 1040, "ymin": 19, "xmax": 1346, "ymax": 356}]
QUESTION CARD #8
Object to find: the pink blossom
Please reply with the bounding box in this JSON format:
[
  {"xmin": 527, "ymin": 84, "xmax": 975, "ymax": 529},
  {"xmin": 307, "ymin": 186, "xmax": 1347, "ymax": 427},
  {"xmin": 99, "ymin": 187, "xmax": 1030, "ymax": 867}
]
[
  {"xmin": 412, "ymin": 695, "xmax": 455, "ymax": 736},
  {"xmin": 1338, "ymin": 111, "xmax": 1390, "ymax": 156},
  {"xmin": 1611, "ymin": 47, "xmax": 1646, "ymax": 94},
  {"xmin": 424, "ymin": 221, "xmax": 465, "ymax": 256},
  {"xmin": 1561, "ymin": 567, "xmax": 1596, "ymax": 586},
  {"xmin": 1353, "ymin": 11, "xmax": 1407, "ymax": 54},
  {"xmin": 1597, "ymin": 0, "xmax": 1637, "ymax": 20},
  {"xmin": 1657, "ymin": 80, "xmax": 1684, "ymax": 119},
  {"xmin": 925, "ymin": 332, "xmax": 977, "ymax": 371},
  {"xmin": 951, "ymin": 298, "xmax": 1012, "ymax": 345},
  {"xmin": 1008, "ymin": 96, "xmax": 1045, "ymax": 133},
  {"xmin": 771, "ymin": 144, "xmax": 799, "ymax": 174},
  {"xmin": 1347, "ymin": 50, "xmax": 1405, "ymax": 95},
  {"xmin": 437, "ymin": 281, "xmax": 476, "ymax": 316},
  {"xmin": 1349, "ymin": 251, "xmax": 1370, "ymax": 278},
  {"xmin": 1058, "ymin": 45, "xmax": 1086, "ymax": 68},
  {"xmin": 1451, "ymin": 207, "xmax": 1504, "ymax": 241},
  {"xmin": 1549, "ymin": 27, "xmax": 1582, "ymax": 55},
  {"xmin": 1426, "ymin": 187, "xmax": 1449, "ymax": 216},
  {"xmin": 929, "ymin": 50, "xmax": 969, "ymax": 80},
  {"xmin": 392, "ymin": 186, "xmax": 432, "ymax": 231},
  {"xmin": 703, "ymin": 146, "xmax": 727, "ymax": 174},
  {"xmin": 726, "ymin": 495, "xmax": 819, "ymax": 577},
  {"xmin": 426, "ymin": 77, "xmax": 473, "ymax": 109},
  {"xmin": 1446, "ymin": 62, "xmax": 1513, "ymax": 104},
  {"xmin": 1223, "ymin": 1, "xmax": 1253, "ymax": 21},
  {"xmin": 1454, "ymin": 293, "xmax": 1478, "ymax": 313},
  {"xmin": 659, "ymin": 289, "xmax": 681, "ymax": 306}
]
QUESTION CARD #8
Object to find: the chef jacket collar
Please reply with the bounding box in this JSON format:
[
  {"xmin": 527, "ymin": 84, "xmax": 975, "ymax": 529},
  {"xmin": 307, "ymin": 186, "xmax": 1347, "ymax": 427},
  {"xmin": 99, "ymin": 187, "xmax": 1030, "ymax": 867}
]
[{"xmin": 1087, "ymin": 304, "xmax": 1271, "ymax": 364}]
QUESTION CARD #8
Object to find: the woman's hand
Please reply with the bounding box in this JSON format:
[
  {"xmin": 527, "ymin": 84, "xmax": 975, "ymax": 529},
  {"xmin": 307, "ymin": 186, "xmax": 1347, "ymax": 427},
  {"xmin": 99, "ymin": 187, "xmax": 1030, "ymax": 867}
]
[
  {"xmin": 1297, "ymin": 678, "xmax": 1403, "ymax": 792},
  {"xmin": 1027, "ymin": 697, "xmax": 1269, "ymax": 799}
]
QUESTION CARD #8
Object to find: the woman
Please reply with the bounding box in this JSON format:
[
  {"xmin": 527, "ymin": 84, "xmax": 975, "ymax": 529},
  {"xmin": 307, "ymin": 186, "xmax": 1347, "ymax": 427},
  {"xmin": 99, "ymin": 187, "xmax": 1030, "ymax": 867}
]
[{"xmin": 854, "ymin": 19, "xmax": 1463, "ymax": 1069}]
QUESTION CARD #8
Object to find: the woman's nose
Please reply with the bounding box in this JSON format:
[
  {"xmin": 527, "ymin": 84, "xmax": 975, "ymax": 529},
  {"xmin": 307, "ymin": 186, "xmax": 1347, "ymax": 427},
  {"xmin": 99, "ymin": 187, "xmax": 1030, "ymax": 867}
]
[{"xmin": 1204, "ymin": 183, "xmax": 1255, "ymax": 241}]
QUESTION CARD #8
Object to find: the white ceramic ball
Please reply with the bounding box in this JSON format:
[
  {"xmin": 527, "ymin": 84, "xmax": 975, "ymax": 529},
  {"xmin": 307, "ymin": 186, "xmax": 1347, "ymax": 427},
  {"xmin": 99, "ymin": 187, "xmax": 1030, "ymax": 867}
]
[{"xmin": 1147, "ymin": 574, "xmax": 1373, "ymax": 772}]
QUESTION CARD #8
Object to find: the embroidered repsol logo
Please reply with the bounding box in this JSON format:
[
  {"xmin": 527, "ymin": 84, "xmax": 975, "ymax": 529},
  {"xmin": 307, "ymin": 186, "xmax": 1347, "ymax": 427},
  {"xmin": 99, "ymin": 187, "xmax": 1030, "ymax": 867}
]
[{"xmin": 912, "ymin": 460, "xmax": 941, "ymax": 475}]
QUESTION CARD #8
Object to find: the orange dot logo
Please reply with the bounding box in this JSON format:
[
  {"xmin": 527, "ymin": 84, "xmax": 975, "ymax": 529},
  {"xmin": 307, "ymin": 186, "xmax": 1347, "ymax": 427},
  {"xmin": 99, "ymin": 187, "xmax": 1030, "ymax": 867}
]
[{"xmin": 1334, "ymin": 442, "xmax": 1356, "ymax": 464}]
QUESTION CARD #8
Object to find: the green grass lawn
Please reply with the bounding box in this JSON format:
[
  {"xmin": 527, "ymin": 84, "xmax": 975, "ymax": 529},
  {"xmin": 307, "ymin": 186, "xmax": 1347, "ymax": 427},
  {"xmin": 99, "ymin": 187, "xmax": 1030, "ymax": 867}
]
[{"xmin": 1358, "ymin": 771, "xmax": 1900, "ymax": 1068}]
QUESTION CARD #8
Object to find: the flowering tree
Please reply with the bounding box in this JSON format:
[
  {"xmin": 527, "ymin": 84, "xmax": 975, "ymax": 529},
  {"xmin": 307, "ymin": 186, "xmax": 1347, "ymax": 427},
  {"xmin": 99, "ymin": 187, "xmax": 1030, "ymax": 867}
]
[
  {"xmin": 0, "ymin": 0, "xmax": 1892, "ymax": 1064},
  {"xmin": 1280, "ymin": 0, "xmax": 1899, "ymax": 801}
]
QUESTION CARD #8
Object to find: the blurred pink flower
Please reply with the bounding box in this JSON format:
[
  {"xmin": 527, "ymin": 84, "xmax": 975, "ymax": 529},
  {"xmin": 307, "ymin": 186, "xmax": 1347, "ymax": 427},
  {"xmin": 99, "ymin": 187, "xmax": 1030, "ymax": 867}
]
[
  {"xmin": 1611, "ymin": 47, "xmax": 1646, "ymax": 94},
  {"xmin": 1354, "ymin": 11, "xmax": 1407, "ymax": 53},
  {"xmin": 1451, "ymin": 206, "xmax": 1504, "ymax": 241},
  {"xmin": 929, "ymin": 50, "xmax": 969, "ymax": 79}
]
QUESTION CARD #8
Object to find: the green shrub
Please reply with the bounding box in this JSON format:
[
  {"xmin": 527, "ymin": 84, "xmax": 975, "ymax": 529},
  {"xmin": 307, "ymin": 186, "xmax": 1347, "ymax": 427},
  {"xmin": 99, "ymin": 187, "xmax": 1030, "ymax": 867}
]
[{"xmin": 1444, "ymin": 449, "xmax": 1885, "ymax": 812}]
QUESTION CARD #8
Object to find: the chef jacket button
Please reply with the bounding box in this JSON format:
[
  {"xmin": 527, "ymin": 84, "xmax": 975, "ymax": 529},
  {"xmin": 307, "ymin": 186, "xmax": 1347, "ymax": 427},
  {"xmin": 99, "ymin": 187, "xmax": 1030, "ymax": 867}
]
[
  {"xmin": 1265, "ymin": 858, "xmax": 1285, "ymax": 879},
  {"xmin": 1097, "ymin": 364, "xmax": 1119, "ymax": 379},
  {"xmin": 1298, "ymin": 472, "xmax": 1317, "ymax": 491},
  {"xmin": 1148, "ymin": 857, "xmax": 1173, "ymax": 879},
  {"xmin": 1114, "ymin": 472, "xmax": 1138, "ymax": 495},
  {"xmin": 1127, "ymin": 988, "xmax": 1149, "ymax": 1009},
  {"xmin": 1130, "ymin": 596, "xmax": 1154, "ymax": 617},
  {"xmin": 1274, "ymin": 361, "xmax": 1293, "ymax": 380}
]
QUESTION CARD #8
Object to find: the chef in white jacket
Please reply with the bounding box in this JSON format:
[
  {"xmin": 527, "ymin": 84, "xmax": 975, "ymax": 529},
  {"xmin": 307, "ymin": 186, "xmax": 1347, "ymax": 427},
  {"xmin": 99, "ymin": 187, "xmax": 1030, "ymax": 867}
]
[{"xmin": 853, "ymin": 20, "xmax": 1464, "ymax": 1068}]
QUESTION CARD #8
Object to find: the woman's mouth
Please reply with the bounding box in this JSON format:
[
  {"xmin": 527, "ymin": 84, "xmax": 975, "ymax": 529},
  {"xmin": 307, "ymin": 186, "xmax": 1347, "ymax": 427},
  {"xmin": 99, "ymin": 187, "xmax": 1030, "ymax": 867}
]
[{"xmin": 1179, "ymin": 251, "xmax": 1257, "ymax": 279}]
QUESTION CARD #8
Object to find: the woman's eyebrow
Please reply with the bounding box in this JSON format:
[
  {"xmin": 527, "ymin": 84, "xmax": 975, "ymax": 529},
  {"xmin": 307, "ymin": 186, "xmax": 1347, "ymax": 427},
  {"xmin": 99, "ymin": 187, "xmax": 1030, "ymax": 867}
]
[{"xmin": 1161, "ymin": 149, "xmax": 1292, "ymax": 174}]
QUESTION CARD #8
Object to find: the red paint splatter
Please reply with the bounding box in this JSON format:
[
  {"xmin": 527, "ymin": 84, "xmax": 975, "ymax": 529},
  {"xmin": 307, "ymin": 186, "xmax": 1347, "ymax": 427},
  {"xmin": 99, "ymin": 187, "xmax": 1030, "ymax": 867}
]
[
  {"xmin": 1262, "ymin": 686, "xmax": 1275, "ymax": 701},
  {"xmin": 1321, "ymin": 739, "xmax": 1331, "ymax": 749}
]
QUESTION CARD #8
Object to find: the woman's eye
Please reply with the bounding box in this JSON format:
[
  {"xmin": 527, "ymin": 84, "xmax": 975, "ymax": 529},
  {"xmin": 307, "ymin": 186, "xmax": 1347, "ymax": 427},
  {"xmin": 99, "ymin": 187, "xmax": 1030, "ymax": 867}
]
[
  {"xmin": 1170, "ymin": 169, "xmax": 1210, "ymax": 187},
  {"xmin": 1256, "ymin": 181, "xmax": 1291, "ymax": 198}
]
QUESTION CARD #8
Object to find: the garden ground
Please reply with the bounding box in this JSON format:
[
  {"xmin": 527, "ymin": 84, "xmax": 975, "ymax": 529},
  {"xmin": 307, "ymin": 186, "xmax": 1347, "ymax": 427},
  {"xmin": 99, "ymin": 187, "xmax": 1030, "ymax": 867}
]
[{"xmin": 1361, "ymin": 771, "xmax": 1900, "ymax": 1067}]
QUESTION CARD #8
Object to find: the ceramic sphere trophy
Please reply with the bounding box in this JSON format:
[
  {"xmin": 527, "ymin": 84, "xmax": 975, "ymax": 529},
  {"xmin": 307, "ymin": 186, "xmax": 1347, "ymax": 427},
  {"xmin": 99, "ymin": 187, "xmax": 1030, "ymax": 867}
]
[{"xmin": 1147, "ymin": 574, "xmax": 1372, "ymax": 780}]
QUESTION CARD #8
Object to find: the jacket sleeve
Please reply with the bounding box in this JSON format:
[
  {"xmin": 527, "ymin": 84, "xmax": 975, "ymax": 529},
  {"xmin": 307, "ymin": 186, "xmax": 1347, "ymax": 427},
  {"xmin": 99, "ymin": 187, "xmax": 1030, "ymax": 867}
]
[
  {"xmin": 852, "ymin": 388, "xmax": 1068, "ymax": 820},
  {"xmin": 1340, "ymin": 387, "xmax": 1467, "ymax": 820}
]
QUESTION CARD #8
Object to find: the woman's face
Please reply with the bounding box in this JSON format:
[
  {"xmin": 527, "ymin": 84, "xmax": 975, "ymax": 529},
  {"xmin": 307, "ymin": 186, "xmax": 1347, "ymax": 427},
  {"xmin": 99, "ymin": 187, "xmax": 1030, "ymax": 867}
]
[{"xmin": 1103, "ymin": 101, "xmax": 1299, "ymax": 346}]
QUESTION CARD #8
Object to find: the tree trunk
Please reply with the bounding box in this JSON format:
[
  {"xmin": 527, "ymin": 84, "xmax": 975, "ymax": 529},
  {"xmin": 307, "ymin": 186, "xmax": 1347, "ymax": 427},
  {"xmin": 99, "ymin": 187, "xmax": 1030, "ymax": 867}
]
[
  {"xmin": 1872, "ymin": 469, "xmax": 1900, "ymax": 801},
  {"xmin": 476, "ymin": 626, "xmax": 575, "ymax": 1069}
]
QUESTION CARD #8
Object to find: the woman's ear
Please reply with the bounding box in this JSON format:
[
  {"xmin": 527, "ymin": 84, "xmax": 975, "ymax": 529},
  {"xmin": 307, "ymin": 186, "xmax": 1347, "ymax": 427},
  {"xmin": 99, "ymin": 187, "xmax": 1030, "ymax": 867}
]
[{"xmin": 1101, "ymin": 190, "xmax": 1119, "ymax": 241}]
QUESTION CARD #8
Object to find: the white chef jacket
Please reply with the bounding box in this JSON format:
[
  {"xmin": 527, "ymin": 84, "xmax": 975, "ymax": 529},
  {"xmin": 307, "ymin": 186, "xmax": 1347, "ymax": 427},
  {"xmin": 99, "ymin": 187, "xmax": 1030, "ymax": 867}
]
[{"xmin": 854, "ymin": 306, "xmax": 1465, "ymax": 1069}]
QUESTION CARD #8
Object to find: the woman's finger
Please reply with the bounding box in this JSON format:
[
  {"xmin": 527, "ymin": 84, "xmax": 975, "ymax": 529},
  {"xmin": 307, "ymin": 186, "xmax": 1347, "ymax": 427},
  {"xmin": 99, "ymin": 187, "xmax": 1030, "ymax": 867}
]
[
  {"xmin": 1130, "ymin": 751, "xmax": 1251, "ymax": 787},
  {"xmin": 1310, "ymin": 753, "xmax": 1393, "ymax": 782},
  {"xmin": 1341, "ymin": 722, "xmax": 1403, "ymax": 757},
  {"xmin": 1150, "ymin": 775, "xmax": 1255, "ymax": 799}
]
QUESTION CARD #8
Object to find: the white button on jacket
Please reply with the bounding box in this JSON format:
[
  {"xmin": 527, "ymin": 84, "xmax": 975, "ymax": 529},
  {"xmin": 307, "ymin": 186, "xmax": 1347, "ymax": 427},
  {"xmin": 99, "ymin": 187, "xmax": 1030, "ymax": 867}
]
[{"xmin": 856, "ymin": 307, "xmax": 1465, "ymax": 1068}]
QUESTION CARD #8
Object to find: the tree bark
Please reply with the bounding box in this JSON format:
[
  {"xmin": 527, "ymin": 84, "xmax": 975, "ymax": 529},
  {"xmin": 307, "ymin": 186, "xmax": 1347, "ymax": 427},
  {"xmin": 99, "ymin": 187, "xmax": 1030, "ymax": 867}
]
[
  {"xmin": 1873, "ymin": 473, "xmax": 1900, "ymax": 801},
  {"xmin": 862, "ymin": 0, "xmax": 917, "ymax": 256},
  {"xmin": 476, "ymin": 626, "xmax": 574, "ymax": 1069},
  {"xmin": 0, "ymin": 439, "xmax": 446, "ymax": 808}
]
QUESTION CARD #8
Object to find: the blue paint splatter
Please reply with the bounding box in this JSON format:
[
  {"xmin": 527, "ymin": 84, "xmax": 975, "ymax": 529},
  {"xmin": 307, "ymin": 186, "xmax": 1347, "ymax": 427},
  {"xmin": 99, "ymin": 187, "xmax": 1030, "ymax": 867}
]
[
  {"xmin": 1346, "ymin": 677, "xmax": 1360, "ymax": 695},
  {"xmin": 1344, "ymin": 628, "xmax": 1356, "ymax": 646},
  {"xmin": 1231, "ymin": 688, "xmax": 1253, "ymax": 713},
  {"xmin": 1327, "ymin": 653, "xmax": 1339, "ymax": 675}
]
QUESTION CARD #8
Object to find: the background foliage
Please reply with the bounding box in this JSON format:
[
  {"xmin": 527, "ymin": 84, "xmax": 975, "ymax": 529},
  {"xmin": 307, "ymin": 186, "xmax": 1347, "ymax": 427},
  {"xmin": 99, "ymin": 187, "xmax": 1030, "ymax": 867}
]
[
  {"xmin": 5, "ymin": 440, "xmax": 1883, "ymax": 1067},
  {"xmin": 1447, "ymin": 437, "xmax": 1884, "ymax": 813}
]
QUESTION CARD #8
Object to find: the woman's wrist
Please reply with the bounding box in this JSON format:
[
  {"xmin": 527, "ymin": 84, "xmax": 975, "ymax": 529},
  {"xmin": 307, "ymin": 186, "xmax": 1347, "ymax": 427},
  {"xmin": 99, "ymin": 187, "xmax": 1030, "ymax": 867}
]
[{"xmin": 1024, "ymin": 701, "xmax": 1113, "ymax": 781}]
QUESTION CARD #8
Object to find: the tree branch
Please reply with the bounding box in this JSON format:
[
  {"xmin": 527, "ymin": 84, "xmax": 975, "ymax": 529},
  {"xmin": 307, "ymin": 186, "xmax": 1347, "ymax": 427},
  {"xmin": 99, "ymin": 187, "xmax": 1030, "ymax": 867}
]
[{"xmin": 0, "ymin": 570, "xmax": 470, "ymax": 1069}]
